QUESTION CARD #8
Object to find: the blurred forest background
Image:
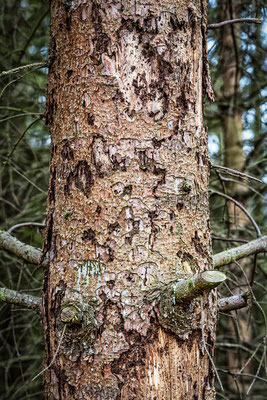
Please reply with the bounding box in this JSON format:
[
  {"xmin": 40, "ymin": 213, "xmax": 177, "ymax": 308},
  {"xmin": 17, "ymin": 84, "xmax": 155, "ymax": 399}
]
[{"xmin": 0, "ymin": 0, "xmax": 266, "ymax": 399}]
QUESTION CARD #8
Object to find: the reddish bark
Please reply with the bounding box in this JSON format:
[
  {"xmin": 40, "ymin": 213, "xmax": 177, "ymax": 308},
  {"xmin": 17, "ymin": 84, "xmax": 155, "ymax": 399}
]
[{"xmin": 43, "ymin": 1, "xmax": 216, "ymax": 398}]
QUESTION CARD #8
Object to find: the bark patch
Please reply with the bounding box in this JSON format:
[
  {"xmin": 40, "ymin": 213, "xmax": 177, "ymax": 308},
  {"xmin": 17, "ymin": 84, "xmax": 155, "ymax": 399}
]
[
  {"xmin": 102, "ymin": 20, "xmax": 172, "ymax": 121},
  {"xmin": 65, "ymin": 161, "xmax": 94, "ymax": 197}
]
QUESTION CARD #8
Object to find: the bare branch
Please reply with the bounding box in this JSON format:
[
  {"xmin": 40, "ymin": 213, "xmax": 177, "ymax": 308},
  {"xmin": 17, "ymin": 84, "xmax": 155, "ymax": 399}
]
[
  {"xmin": 211, "ymin": 164, "xmax": 263, "ymax": 183},
  {"xmin": 212, "ymin": 236, "xmax": 248, "ymax": 244},
  {"xmin": 218, "ymin": 292, "xmax": 251, "ymax": 312},
  {"xmin": 0, "ymin": 62, "xmax": 47, "ymax": 78},
  {"xmin": 214, "ymin": 236, "xmax": 267, "ymax": 268},
  {"xmin": 8, "ymin": 222, "xmax": 45, "ymax": 234},
  {"xmin": 208, "ymin": 18, "xmax": 263, "ymax": 30},
  {"xmin": 0, "ymin": 287, "xmax": 41, "ymax": 312},
  {"xmin": 0, "ymin": 229, "xmax": 48, "ymax": 267}
]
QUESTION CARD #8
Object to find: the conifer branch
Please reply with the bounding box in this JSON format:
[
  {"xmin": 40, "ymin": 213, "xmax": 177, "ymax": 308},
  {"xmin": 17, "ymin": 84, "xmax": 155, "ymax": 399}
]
[
  {"xmin": 214, "ymin": 236, "xmax": 267, "ymax": 268},
  {"xmin": 218, "ymin": 292, "xmax": 251, "ymax": 312},
  {"xmin": 208, "ymin": 18, "xmax": 263, "ymax": 30},
  {"xmin": 0, "ymin": 287, "xmax": 41, "ymax": 312},
  {"xmin": 0, "ymin": 229, "xmax": 48, "ymax": 267},
  {"xmin": 0, "ymin": 62, "xmax": 47, "ymax": 78},
  {"xmin": 147, "ymin": 270, "xmax": 227, "ymax": 304}
]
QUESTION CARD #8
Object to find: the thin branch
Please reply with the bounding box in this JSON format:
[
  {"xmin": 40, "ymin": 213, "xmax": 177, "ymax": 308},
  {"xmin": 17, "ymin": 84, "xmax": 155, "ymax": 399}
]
[
  {"xmin": 218, "ymin": 292, "xmax": 251, "ymax": 312},
  {"xmin": 213, "ymin": 236, "xmax": 267, "ymax": 268},
  {"xmin": 10, "ymin": 165, "xmax": 47, "ymax": 194},
  {"xmin": 0, "ymin": 112, "xmax": 43, "ymax": 124},
  {"xmin": 211, "ymin": 164, "xmax": 263, "ymax": 183},
  {"xmin": 2, "ymin": 117, "xmax": 41, "ymax": 171},
  {"xmin": 0, "ymin": 62, "xmax": 47, "ymax": 78},
  {"xmin": 0, "ymin": 287, "xmax": 41, "ymax": 312},
  {"xmin": 8, "ymin": 222, "xmax": 45, "ymax": 234},
  {"xmin": 208, "ymin": 18, "xmax": 263, "ymax": 30},
  {"xmin": 31, "ymin": 325, "xmax": 66, "ymax": 381},
  {"xmin": 18, "ymin": 9, "xmax": 49, "ymax": 63},
  {"xmin": 211, "ymin": 236, "xmax": 248, "ymax": 244},
  {"xmin": 210, "ymin": 190, "xmax": 262, "ymax": 237},
  {"xmin": 217, "ymin": 369, "xmax": 267, "ymax": 384},
  {"xmin": 0, "ymin": 229, "xmax": 48, "ymax": 267}
]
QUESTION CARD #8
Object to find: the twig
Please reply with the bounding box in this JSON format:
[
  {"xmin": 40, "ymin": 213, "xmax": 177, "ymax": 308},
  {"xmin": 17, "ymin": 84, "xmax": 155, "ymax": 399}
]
[
  {"xmin": 201, "ymin": 297, "xmax": 224, "ymax": 391},
  {"xmin": 0, "ymin": 287, "xmax": 41, "ymax": 312},
  {"xmin": 211, "ymin": 164, "xmax": 263, "ymax": 183},
  {"xmin": 18, "ymin": 9, "xmax": 49, "ymax": 63},
  {"xmin": 218, "ymin": 292, "xmax": 251, "ymax": 312},
  {"xmin": 217, "ymin": 369, "xmax": 267, "ymax": 384},
  {"xmin": 239, "ymin": 342, "xmax": 262, "ymax": 374},
  {"xmin": 211, "ymin": 236, "xmax": 248, "ymax": 243},
  {"xmin": 213, "ymin": 236, "xmax": 267, "ymax": 268},
  {"xmin": 2, "ymin": 117, "xmax": 41, "ymax": 171},
  {"xmin": 11, "ymin": 165, "xmax": 47, "ymax": 194},
  {"xmin": 0, "ymin": 229, "xmax": 48, "ymax": 267},
  {"xmin": 31, "ymin": 324, "xmax": 67, "ymax": 381},
  {"xmin": 8, "ymin": 222, "xmax": 45, "ymax": 234},
  {"xmin": 210, "ymin": 190, "xmax": 262, "ymax": 237},
  {"xmin": 0, "ymin": 112, "xmax": 43, "ymax": 124},
  {"xmin": 0, "ymin": 62, "xmax": 47, "ymax": 78},
  {"xmin": 208, "ymin": 18, "xmax": 263, "ymax": 30}
]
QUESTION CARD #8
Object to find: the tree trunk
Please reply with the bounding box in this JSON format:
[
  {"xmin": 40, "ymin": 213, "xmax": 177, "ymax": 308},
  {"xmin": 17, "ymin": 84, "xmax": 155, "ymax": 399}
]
[
  {"xmin": 42, "ymin": 1, "xmax": 216, "ymax": 398},
  {"xmin": 219, "ymin": 0, "xmax": 246, "ymax": 197},
  {"xmin": 219, "ymin": 1, "xmax": 252, "ymax": 396}
]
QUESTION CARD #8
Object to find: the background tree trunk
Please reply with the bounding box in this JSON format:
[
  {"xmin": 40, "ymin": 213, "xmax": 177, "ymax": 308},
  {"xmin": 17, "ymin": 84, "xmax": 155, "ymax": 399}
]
[
  {"xmin": 219, "ymin": 0, "xmax": 246, "ymax": 197},
  {"xmin": 43, "ymin": 1, "xmax": 217, "ymax": 398},
  {"xmin": 219, "ymin": 1, "xmax": 252, "ymax": 396}
]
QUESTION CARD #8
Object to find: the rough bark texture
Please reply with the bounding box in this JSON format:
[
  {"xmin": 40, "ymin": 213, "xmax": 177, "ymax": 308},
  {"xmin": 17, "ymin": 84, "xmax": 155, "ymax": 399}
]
[{"xmin": 43, "ymin": 1, "xmax": 216, "ymax": 399}]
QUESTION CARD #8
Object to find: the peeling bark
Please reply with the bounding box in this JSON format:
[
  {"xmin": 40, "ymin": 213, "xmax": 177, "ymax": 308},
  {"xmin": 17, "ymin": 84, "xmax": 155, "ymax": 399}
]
[{"xmin": 43, "ymin": 1, "xmax": 217, "ymax": 399}]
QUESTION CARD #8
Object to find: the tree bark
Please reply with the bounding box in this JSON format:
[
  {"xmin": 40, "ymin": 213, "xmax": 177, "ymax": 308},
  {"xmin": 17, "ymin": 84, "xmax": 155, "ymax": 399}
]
[{"xmin": 43, "ymin": 1, "xmax": 216, "ymax": 398}]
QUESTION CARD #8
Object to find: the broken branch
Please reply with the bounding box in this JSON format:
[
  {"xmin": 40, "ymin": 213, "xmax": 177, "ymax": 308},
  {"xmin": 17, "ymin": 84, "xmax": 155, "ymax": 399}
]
[
  {"xmin": 147, "ymin": 270, "xmax": 226, "ymax": 304},
  {"xmin": 218, "ymin": 292, "xmax": 251, "ymax": 312},
  {"xmin": 0, "ymin": 287, "xmax": 41, "ymax": 312},
  {"xmin": 171, "ymin": 270, "xmax": 227, "ymax": 302},
  {"xmin": 0, "ymin": 229, "xmax": 48, "ymax": 267}
]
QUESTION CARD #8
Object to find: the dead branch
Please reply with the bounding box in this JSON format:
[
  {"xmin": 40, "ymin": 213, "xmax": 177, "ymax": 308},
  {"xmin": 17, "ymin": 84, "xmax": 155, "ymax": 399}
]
[
  {"xmin": 208, "ymin": 18, "xmax": 263, "ymax": 30},
  {"xmin": 214, "ymin": 236, "xmax": 267, "ymax": 268},
  {"xmin": 0, "ymin": 229, "xmax": 48, "ymax": 267},
  {"xmin": 0, "ymin": 287, "xmax": 41, "ymax": 312},
  {"xmin": 218, "ymin": 292, "xmax": 251, "ymax": 312}
]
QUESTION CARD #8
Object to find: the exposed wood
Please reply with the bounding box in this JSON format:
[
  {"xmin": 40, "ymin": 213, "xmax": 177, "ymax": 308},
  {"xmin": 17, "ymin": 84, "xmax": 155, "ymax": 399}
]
[{"xmin": 147, "ymin": 270, "xmax": 226, "ymax": 303}]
